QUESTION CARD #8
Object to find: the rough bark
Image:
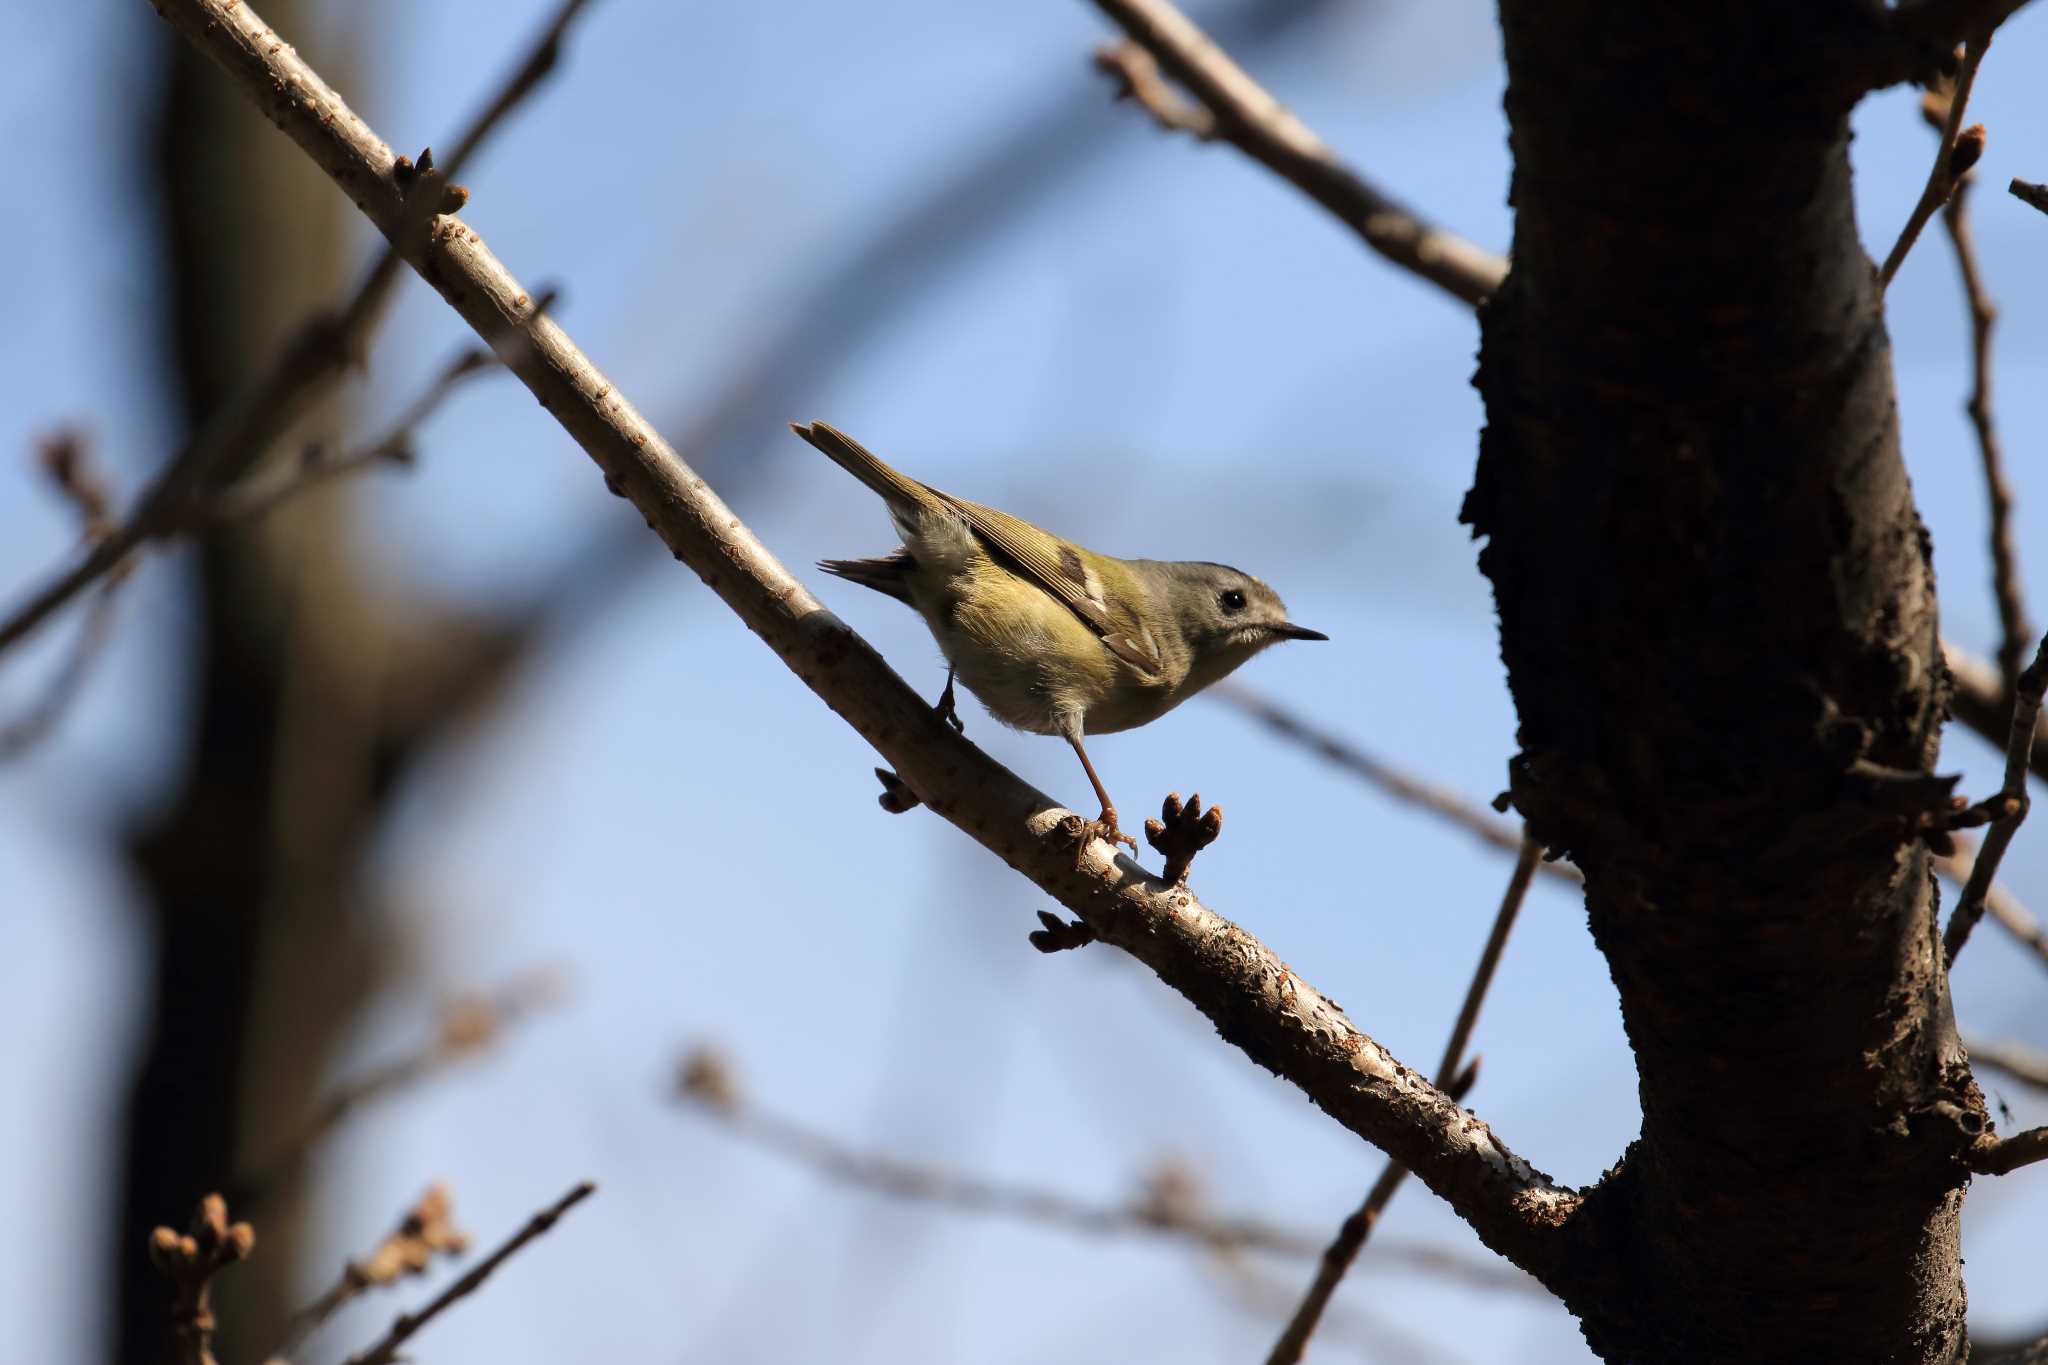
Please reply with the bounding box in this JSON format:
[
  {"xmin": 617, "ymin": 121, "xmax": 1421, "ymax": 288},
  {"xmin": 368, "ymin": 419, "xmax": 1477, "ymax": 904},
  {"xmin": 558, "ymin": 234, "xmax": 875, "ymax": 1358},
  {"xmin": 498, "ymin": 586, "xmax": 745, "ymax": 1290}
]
[{"xmin": 1464, "ymin": 4, "xmax": 1982, "ymax": 1361}]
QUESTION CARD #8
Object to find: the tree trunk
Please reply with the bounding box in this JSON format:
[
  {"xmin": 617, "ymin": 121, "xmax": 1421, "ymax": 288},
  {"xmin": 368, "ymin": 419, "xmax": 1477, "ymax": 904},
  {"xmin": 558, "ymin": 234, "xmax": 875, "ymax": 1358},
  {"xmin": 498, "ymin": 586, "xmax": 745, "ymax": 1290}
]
[
  {"xmin": 117, "ymin": 12, "xmax": 381, "ymax": 1361},
  {"xmin": 1466, "ymin": 4, "xmax": 1982, "ymax": 1360}
]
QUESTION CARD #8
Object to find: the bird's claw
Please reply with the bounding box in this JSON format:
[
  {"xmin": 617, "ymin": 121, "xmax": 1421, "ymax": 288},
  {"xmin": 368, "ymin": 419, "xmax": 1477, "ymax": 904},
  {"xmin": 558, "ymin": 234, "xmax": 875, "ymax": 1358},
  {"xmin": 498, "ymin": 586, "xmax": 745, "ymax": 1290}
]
[
  {"xmin": 935, "ymin": 674, "xmax": 965, "ymax": 734},
  {"xmin": 1067, "ymin": 808, "xmax": 1139, "ymax": 870}
]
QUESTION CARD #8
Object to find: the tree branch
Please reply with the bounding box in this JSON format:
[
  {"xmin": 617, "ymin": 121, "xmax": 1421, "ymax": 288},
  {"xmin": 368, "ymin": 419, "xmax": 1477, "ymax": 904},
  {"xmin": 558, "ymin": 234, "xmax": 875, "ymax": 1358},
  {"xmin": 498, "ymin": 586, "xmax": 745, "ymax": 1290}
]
[
  {"xmin": 1945, "ymin": 633, "xmax": 2048, "ymax": 963},
  {"xmin": 1934, "ymin": 832, "xmax": 2048, "ymax": 974},
  {"xmin": 1088, "ymin": 0, "xmax": 1506, "ymax": 307},
  {"xmin": 338, "ymin": 1181, "xmax": 595, "ymax": 1365},
  {"xmin": 1939, "ymin": 173, "xmax": 2030, "ymax": 687},
  {"xmin": 1214, "ymin": 681, "xmax": 1582, "ymax": 886},
  {"xmin": 673, "ymin": 1046, "xmax": 1539, "ymax": 1294},
  {"xmin": 1877, "ymin": 34, "xmax": 1988, "ymax": 292},
  {"xmin": 1967, "ymin": 1125, "xmax": 2048, "ymax": 1175},
  {"xmin": 275, "ymin": 1183, "xmax": 468, "ymax": 1360},
  {"xmin": 0, "ymin": 0, "xmax": 595, "ymax": 658},
  {"xmin": 1266, "ymin": 838, "xmax": 1539, "ymax": 1365},
  {"xmin": 1945, "ymin": 639, "xmax": 2048, "ymax": 788},
  {"xmin": 149, "ymin": 0, "xmax": 1582, "ymax": 1284},
  {"xmin": 226, "ymin": 969, "xmax": 563, "ymax": 1211},
  {"xmin": 1969, "ymin": 1037, "xmax": 2048, "ymax": 1095}
]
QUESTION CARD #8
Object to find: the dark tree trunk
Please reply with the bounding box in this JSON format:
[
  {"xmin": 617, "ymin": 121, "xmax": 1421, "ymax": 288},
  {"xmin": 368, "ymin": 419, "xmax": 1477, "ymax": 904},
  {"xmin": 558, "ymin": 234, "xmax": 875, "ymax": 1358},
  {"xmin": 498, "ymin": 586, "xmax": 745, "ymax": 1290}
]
[
  {"xmin": 115, "ymin": 12, "xmax": 381, "ymax": 1362},
  {"xmin": 1466, "ymin": 4, "xmax": 1982, "ymax": 1360}
]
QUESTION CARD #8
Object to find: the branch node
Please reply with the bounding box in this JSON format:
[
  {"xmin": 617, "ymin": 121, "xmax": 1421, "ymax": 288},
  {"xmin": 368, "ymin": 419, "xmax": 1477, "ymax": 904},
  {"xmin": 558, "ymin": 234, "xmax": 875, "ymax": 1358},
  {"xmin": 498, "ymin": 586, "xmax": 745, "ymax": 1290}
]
[
  {"xmin": 874, "ymin": 767, "xmax": 922, "ymax": 814},
  {"xmin": 1144, "ymin": 790, "xmax": 1221, "ymax": 886},
  {"xmin": 1028, "ymin": 909, "xmax": 1098, "ymax": 953}
]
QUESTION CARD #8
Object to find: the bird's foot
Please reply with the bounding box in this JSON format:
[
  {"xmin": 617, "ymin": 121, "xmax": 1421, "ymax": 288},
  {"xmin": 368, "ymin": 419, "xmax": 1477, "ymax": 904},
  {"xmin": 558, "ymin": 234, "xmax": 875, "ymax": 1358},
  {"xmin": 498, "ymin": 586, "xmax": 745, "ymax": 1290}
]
[
  {"xmin": 1067, "ymin": 806, "xmax": 1139, "ymax": 870},
  {"xmin": 934, "ymin": 674, "xmax": 965, "ymax": 734},
  {"xmin": 1145, "ymin": 792, "xmax": 1222, "ymax": 886}
]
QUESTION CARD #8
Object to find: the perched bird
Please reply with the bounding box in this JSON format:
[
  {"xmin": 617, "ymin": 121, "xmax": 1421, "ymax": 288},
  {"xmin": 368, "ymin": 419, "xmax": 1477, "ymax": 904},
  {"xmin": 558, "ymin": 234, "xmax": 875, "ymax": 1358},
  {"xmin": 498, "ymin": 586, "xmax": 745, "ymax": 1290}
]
[{"xmin": 792, "ymin": 420, "xmax": 1326, "ymax": 860}]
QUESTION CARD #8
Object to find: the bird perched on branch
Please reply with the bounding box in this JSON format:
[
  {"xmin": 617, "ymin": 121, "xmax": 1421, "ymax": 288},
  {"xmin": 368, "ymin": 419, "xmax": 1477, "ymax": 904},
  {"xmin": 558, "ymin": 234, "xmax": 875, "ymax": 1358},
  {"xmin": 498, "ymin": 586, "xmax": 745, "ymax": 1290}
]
[{"xmin": 792, "ymin": 420, "xmax": 1325, "ymax": 862}]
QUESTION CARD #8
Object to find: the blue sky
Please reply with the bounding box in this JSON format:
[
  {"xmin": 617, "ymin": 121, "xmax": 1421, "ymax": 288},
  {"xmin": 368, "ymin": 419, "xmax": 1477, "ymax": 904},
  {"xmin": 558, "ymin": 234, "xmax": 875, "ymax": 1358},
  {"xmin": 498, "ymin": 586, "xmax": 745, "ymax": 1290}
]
[{"xmin": 5, "ymin": 1, "xmax": 2048, "ymax": 1361}]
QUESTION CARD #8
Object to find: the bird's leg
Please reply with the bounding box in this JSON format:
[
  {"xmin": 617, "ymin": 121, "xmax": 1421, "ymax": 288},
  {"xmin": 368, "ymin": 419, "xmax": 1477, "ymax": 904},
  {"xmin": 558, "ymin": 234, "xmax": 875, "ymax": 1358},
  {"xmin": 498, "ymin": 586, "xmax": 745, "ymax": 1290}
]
[
  {"xmin": 934, "ymin": 666, "xmax": 965, "ymax": 733},
  {"xmin": 1064, "ymin": 731, "xmax": 1138, "ymax": 867}
]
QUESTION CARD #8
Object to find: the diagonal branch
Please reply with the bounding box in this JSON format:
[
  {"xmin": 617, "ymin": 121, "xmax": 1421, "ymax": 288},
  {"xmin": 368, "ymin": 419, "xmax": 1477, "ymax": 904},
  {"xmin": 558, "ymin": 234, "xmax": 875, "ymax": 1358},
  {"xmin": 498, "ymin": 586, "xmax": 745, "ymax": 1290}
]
[
  {"xmin": 1877, "ymin": 34, "xmax": 1988, "ymax": 292},
  {"xmin": 1266, "ymin": 837, "xmax": 1540, "ymax": 1365},
  {"xmin": 1945, "ymin": 639, "xmax": 2048, "ymax": 787},
  {"xmin": 1945, "ymin": 632, "xmax": 2048, "ymax": 964},
  {"xmin": 338, "ymin": 1181, "xmax": 595, "ymax": 1365},
  {"xmin": 1941, "ymin": 174, "xmax": 2031, "ymax": 687},
  {"xmin": 0, "ymin": 0, "xmax": 596, "ymax": 659},
  {"xmin": 1088, "ymin": 0, "xmax": 1506, "ymax": 308},
  {"xmin": 1214, "ymin": 682, "xmax": 1581, "ymax": 886},
  {"xmin": 150, "ymin": 0, "xmax": 1583, "ymax": 1285},
  {"xmin": 673, "ymin": 1046, "xmax": 1540, "ymax": 1294}
]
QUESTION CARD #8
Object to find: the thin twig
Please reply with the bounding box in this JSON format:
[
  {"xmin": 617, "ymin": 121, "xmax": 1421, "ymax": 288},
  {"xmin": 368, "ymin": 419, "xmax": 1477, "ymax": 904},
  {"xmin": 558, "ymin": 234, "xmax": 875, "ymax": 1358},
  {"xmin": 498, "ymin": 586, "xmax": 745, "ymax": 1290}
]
[
  {"xmin": 1266, "ymin": 837, "xmax": 1541, "ymax": 1365},
  {"xmin": 1089, "ymin": 0, "xmax": 1506, "ymax": 307},
  {"xmin": 0, "ymin": 0, "xmax": 596, "ymax": 657},
  {"xmin": 338, "ymin": 1181, "xmax": 595, "ymax": 1365},
  {"xmin": 1945, "ymin": 638, "xmax": 2048, "ymax": 788},
  {"xmin": 227, "ymin": 969, "xmax": 564, "ymax": 1210},
  {"xmin": 155, "ymin": 0, "xmax": 1581, "ymax": 1278},
  {"xmin": 1879, "ymin": 34, "xmax": 1989, "ymax": 292},
  {"xmin": 1934, "ymin": 832, "xmax": 2048, "ymax": 973},
  {"xmin": 0, "ymin": 435, "xmax": 130, "ymax": 759},
  {"xmin": 274, "ymin": 1183, "xmax": 469, "ymax": 1359},
  {"xmin": 1214, "ymin": 681, "xmax": 1582, "ymax": 886},
  {"xmin": 1971, "ymin": 1037, "xmax": 2048, "ymax": 1094},
  {"xmin": 198, "ymin": 345, "xmax": 500, "ymax": 526},
  {"xmin": 673, "ymin": 1047, "xmax": 1536, "ymax": 1295},
  {"xmin": 1095, "ymin": 41, "xmax": 1216, "ymax": 137},
  {"xmin": 1937, "ymin": 151, "xmax": 2031, "ymax": 687},
  {"xmin": 2014, "ymin": 178, "xmax": 2048, "ymax": 215},
  {"xmin": 1968, "ymin": 1125, "xmax": 2048, "ymax": 1175},
  {"xmin": 1945, "ymin": 633, "xmax": 2048, "ymax": 964}
]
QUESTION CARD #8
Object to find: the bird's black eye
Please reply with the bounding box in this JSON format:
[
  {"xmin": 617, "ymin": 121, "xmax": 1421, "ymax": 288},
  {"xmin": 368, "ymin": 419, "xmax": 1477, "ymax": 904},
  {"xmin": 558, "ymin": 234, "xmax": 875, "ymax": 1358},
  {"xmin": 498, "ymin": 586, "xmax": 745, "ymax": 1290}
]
[{"xmin": 1220, "ymin": 588, "xmax": 1247, "ymax": 613}]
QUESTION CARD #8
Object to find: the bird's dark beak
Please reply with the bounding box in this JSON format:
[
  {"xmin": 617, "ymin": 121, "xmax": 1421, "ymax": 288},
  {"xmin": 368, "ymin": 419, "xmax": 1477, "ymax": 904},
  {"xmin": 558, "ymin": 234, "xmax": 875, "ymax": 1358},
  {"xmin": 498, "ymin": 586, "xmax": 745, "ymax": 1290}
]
[{"xmin": 1272, "ymin": 623, "xmax": 1328, "ymax": 642}]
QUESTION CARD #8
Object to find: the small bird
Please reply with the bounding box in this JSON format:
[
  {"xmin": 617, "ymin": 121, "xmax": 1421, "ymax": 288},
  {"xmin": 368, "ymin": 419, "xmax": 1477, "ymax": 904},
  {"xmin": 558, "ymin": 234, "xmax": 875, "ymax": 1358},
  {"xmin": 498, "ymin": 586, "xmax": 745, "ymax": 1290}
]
[{"xmin": 792, "ymin": 420, "xmax": 1326, "ymax": 860}]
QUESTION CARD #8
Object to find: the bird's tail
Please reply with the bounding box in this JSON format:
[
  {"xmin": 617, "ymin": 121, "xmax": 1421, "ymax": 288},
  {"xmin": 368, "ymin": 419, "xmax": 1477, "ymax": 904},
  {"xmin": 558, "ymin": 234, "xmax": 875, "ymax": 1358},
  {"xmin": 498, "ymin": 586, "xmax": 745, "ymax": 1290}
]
[
  {"xmin": 818, "ymin": 550, "xmax": 917, "ymax": 605},
  {"xmin": 790, "ymin": 421, "xmax": 944, "ymax": 518}
]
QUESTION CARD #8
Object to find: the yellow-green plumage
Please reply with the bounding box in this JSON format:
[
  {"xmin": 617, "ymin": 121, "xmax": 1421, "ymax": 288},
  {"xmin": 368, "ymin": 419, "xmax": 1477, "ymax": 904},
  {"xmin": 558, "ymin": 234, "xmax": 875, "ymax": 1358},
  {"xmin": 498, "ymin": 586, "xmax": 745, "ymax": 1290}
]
[{"xmin": 795, "ymin": 420, "xmax": 1324, "ymax": 851}]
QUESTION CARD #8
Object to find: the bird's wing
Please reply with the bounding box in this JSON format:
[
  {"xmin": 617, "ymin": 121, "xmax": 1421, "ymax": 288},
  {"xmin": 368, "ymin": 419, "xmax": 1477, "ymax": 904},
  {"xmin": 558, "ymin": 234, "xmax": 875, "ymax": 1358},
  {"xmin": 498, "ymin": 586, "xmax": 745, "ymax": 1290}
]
[
  {"xmin": 794, "ymin": 419, "xmax": 1161, "ymax": 676},
  {"xmin": 939, "ymin": 492, "xmax": 1163, "ymax": 677}
]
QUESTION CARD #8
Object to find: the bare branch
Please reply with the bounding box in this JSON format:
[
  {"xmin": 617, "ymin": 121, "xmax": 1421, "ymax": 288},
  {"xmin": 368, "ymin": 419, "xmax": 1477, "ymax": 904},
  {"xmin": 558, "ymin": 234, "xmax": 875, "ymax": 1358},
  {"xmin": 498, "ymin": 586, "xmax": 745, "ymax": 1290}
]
[
  {"xmin": 1967, "ymin": 1124, "xmax": 2048, "ymax": 1175},
  {"xmin": 0, "ymin": 0, "xmax": 596, "ymax": 657},
  {"xmin": 153, "ymin": 0, "xmax": 1582, "ymax": 1280},
  {"xmin": 1878, "ymin": 34, "xmax": 1989, "ymax": 291},
  {"xmin": 1088, "ymin": 0, "xmax": 1506, "ymax": 307},
  {"xmin": 0, "ymin": 432, "xmax": 129, "ymax": 760},
  {"xmin": 1214, "ymin": 681, "xmax": 1582, "ymax": 886},
  {"xmin": 338, "ymin": 1181, "xmax": 595, "ymax": 1365},
  {"xmin": 276, "ymin": 1184, "xmax": 469, "ymax": 1359},
  {"xmin": 198, "ymin": 343, "xmax": 502, "ymax": 526},
  {"xmin": 1095, "ymin": 41, "xmax": 1216, "ymax": 138},
  {"xmin": 146, "ymin": 1193, "xmax": 255, "ymax": 1365},
  {"xmin": 1947, "ymin": 192, "xmax": 2028, "ymax": 685},
  {"xmin": 228, "ymin": 969, "xmax": 563, "ymax": 1211},
  {"xmin": 1944, "ymin": 639, "xmax": 2048, "ymax": 790},
  {"xmin": 1970, "ymin": 1037, "xmax": 2048, "ymax": 1094},
  {"xmin": 2014, "ymin": 177, "xmax": 2048, "ymax": 215},
  {"xmin": 1945, "ymin": 633, "xmax": 2048, "ymax": 964},
  {"xmin": 1267, "ymin": 838, "xmax": 1539, "ymax": 1365},
  {"xmin": 1934, "ymin": 832, "xmax": 2048, "ymax": 973},
  {"xmin": 673, "ymin": 1046, "xmax": 1537, "ymax": 1295}
]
